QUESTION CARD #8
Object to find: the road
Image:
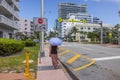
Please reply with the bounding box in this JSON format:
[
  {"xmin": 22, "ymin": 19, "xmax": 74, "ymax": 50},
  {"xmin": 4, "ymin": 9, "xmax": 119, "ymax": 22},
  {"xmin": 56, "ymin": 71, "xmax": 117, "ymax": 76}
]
[{"xmin": 60, "ymin": 42, "xmax": 120, "ymax": 80}]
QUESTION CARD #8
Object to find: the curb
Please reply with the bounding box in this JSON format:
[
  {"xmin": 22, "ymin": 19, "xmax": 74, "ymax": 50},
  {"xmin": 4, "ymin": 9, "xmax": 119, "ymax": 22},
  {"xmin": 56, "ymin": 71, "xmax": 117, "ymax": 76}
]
[{"xmin": 59, "ymin": 60, "xmax": 80, "ymax": 80}]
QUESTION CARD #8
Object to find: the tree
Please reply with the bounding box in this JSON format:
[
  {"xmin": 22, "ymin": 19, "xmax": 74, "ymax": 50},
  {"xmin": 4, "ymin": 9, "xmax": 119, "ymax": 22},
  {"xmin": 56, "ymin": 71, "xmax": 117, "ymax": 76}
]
[
  {"xmin": 48, "ymin": 31, "xmax": 56, "ymax": 38},
  {"xmin": 15, "ymin": 32, "xmax": 28, "ymax": 40},
  {"xmin": 70, "ymin": 27, "xmax": 79, "ymax": 40}
]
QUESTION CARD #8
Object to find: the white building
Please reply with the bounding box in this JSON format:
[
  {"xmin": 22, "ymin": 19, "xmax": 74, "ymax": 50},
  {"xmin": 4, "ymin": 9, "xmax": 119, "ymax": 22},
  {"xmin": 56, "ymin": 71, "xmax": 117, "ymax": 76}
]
[
  {"xmin": 0, "ymin": 0, "xmax": 20, "ymax": 38},
  {"xmin": 61, "ymin": 14, "xmax": 113, "ymax": 39},
  {"xmin": 18, "ymin": 18, "xmax": 34, "ymax": 37}
]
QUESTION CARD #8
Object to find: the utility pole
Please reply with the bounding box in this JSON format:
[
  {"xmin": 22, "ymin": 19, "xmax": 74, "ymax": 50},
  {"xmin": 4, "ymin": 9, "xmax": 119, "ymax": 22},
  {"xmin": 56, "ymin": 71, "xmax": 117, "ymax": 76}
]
[
  {"xmin": 100, "ymin": 21, "xmax": 103, "ymax": 44},
  {"xmin": 118, "ymin": 11, "xmax": 120, "ymax": 45},
  {"xmin": 40, "ymin": 0, "xmax": 44, "ymax": 57}
]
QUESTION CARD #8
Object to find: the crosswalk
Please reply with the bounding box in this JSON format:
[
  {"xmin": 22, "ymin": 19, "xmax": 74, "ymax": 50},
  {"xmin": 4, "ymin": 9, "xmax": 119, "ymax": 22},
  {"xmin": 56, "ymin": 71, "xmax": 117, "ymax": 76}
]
[
  {"xmin": 61, "ymin": 44, "xmax": 79, "ymax": 46},
  {"xmin": 61, "ymin": 44, "xmax": 92, "ymax": 47}
]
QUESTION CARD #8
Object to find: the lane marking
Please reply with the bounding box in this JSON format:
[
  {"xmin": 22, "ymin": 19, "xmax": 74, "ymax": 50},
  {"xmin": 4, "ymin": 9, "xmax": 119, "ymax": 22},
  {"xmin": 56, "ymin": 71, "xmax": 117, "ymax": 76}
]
[
  {"xmin": 94, "ymin": 56, "xmax": 120, "ymax": 61},
  {"xmin": 66, "ymin": 54, "xmax": 81, "ymax": 64},
  {"xmin": 73, "ymin": 54, "xmax": 95, "ymax": 71},
  {"xmin": 58, "ymin": 47, "xmax": 95, "ymax": 71},
  {"xmin": 80, "ymin": 47, "xmax": 93, "ymax": 51},
  {"xmin": 58, "ymin": 50, "xmax": 71, "ymax": 56},
  {"xmin": 73, "ymin": 59, "xmax": 95, "ymax": 71}
]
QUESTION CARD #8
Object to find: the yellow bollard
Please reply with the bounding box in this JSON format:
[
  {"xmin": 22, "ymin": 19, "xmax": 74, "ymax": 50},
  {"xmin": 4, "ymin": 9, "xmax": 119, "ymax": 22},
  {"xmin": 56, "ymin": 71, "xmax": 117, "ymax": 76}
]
[{"xmin": 24, "ymin": 51, "xmax": 35, "ymax": 80}]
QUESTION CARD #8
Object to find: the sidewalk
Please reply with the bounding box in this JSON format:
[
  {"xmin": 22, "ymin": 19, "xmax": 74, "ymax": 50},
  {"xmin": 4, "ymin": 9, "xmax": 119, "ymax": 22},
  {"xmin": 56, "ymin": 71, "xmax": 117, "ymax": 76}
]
[
  {"xmin": 100, "ymin": 44, "xmax": 120, "ymax": 48},
  {"xmin": 36, "ymin": 46, "xmax": 70, "ymax": 80}
]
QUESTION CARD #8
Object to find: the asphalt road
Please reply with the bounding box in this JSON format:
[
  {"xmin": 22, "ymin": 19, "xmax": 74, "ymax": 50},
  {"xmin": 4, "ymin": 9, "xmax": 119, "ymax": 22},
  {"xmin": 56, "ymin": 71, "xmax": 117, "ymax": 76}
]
[{"xmin": 60, "ymin": 42, "xmax": 120, "ymax": 80}]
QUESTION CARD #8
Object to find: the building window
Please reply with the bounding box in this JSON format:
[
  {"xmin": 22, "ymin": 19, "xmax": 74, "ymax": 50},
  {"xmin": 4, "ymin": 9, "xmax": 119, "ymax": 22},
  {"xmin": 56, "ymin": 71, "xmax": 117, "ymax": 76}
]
[
  {"xmin": 25, "ymin": 20, "xmax": 27, "ymax": 22},
  {"xmin": 9, "ymin": 33, "xmax": 12, "ymax": 39},
  {"xmin": 25, "ymin": 28, "xmax": 27, "ymax": 30},
  {"xmin": 0, "ymin": 31, "xmax": 3, "ymax": 38},
  {"xmin": 88, "ymin": 27, "xmax": 90, "ymax": 30},
  {"xmin": 25, "ymin": 24, "xmax": 27, "ymax": 26},
  {"xmin": 93, "ymin": 28, "xmax": 96, "ymax": 30},
  {"xmin": 81, "ymin": 27, "xmax": 83, "ymax": 30}
]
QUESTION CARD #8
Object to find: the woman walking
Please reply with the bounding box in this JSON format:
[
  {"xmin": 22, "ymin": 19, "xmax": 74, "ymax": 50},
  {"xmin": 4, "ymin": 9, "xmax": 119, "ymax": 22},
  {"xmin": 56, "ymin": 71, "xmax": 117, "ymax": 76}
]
[{"xmin": 49, "ymin": 45, "xmax": 58, "ymax": 69}]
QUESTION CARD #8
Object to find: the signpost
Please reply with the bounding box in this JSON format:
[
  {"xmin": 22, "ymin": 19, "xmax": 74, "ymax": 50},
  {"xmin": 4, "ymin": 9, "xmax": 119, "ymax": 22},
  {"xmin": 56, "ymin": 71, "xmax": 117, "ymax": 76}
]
[
  {"xmin": 33, "ymin": 0, "xmax": 47, "ymax": 63},
  {"xmin": 33, "ymin": 17, "xmax": 47, "ymax": 32},
  {"xmin": 109, "ymin": 32, "xmax": 112, "ymax": 44}
]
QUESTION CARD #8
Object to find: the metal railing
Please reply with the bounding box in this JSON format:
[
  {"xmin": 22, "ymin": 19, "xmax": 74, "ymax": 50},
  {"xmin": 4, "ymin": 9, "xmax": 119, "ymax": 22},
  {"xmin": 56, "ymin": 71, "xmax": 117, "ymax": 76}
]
[
  {"xmin": 0, "ymin": 0, "xmax": 19, "ymax": 20},
  {"xmin": 12, "ymin": 0, "xmax": 20, "ymax": 10},
  {"xmin": 0, "ymin": 0, "xmax": 14, "ymax": 14},
  {"xmin": 14, "ymin": 11, "xmax": 19, "ymax": 20}
]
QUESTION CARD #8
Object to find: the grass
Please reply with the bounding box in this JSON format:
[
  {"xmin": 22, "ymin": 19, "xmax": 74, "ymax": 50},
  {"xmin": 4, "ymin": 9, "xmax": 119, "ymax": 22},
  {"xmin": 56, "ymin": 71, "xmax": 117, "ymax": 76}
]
[{"xmin": 0, "ymin": 43, "xmax": 39, "ymax": 73}]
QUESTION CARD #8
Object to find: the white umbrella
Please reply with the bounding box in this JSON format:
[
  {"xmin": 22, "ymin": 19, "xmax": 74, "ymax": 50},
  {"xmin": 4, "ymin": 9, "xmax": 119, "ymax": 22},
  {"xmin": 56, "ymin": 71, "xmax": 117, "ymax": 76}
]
[{"xmin": 49, "ymin": 37, "xmax": 62, "ymax": 46}]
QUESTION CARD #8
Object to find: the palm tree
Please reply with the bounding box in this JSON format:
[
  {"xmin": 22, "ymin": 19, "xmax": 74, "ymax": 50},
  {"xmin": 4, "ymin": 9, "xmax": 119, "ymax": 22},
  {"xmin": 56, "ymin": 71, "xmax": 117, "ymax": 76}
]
[{"xmin": 70, "ymin": 27, "xmax": 79, "ymax": 40}]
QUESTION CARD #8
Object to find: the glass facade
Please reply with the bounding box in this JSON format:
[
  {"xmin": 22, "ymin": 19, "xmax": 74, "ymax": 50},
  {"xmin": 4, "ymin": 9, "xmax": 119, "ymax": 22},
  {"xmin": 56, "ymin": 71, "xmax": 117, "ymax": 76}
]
[{"xmin": 59, "ymin": 3, "xmax": 87, "ymax": 19}]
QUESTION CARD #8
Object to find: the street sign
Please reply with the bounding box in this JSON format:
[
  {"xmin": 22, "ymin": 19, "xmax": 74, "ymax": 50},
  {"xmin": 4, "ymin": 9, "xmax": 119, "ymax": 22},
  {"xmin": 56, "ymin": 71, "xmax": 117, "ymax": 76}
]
[
  {"xmin": 33, "ymin": 17, "xmax": 48, "ymax": 31},
  {"xmin": 38, "ymin": 18, "xmax": 43, "ymax": 24},
  {"xmin": 109, "ymin": 32, "xmax": 112, "ymax": 38}
]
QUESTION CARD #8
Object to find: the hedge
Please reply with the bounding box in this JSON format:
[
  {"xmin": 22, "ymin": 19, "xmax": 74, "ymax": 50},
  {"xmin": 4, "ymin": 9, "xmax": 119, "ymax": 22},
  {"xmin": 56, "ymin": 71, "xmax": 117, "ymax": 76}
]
[
  {"xmin": 24, "ymin": 39, "xmax": 36, "ymax": 47},
  {"xmin": 0, "ymin": 38, "xmax": 24, "ymax": 56}
]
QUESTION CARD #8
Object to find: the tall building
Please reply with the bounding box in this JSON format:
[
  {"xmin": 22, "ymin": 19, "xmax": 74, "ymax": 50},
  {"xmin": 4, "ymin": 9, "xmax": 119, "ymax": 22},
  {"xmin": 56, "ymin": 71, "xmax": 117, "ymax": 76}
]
[
  {"xmin": 0, "ymin": 0, "xmax": 20, "ymax": 38},
  {"xmin": 57, "ymin": 3, "xmax": 113, "ymax": 40},
  {"xmin": 58, "ymin": 3, "xmax": 87, "ymax": 19}
]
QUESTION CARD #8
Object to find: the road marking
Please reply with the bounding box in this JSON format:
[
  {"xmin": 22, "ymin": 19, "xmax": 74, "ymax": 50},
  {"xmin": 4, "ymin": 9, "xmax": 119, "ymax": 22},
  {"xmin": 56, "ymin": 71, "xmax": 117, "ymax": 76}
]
[
  {"xmin": 73, "ymin": 59, "xmax": 95, "ymax": 71},
  {"xmin": 66, "ymin": 54, "xmax": 81, "ymax": 64},
  {"xmin": 81, "ymin": 47, "xmax": 93, "ymax": 50},
  {"xmin": 61, "ymin": 45, "xmax": 78, "ymax": 46},
  {"xmin": 94, "ymin": 56, "xmax": 120, "ymax": 61},
  {"xmin": 73, "ymin": 53, "xmax": 95, "ymax": 71},
  {"xmin": 58, "ymin": 50, "xmax": 71, "ymax": 56}
]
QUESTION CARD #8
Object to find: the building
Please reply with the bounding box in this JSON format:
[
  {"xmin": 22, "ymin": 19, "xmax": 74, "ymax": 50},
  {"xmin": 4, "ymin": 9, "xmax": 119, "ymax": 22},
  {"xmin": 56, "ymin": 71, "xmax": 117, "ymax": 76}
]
[
  {"xmin": 61, "ymin": 14, "xmax": 113, "ymax": 39},
  {"xmin": 57, "ymin": 3, "xmax": 113, "ymax": 41},
  {"xmin": 58, "ymin": 3, "xmax": 87, "ymax": 19},
  {"xmin": 18, "ymin": 18, "xmax": 34, "ymax": 37},
  {"xmin": 66, "ymin": 13, "xmax": 101, "ymax": 24},
  {"xmin": 0, "ymin": 0, "xmax": 20, "ymax": 38}
]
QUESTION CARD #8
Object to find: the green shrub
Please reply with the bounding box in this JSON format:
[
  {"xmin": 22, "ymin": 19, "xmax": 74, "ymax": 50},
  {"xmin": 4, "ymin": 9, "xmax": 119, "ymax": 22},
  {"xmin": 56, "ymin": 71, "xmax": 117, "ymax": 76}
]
[
  {"xmin": 24, "ymin": 40, "xmax": 36, "ymax": 47},
  {"xmin": 103, "ymin": 36, "xmax": 109, "ymax": 43},
  {"xmin": 111, "ymin": 38, "xmax": 118, "ymax": 44},
  {"xmin": 81, "ymin": 40, "xmax": 89, "ymax": 42},
  {"xmin": 0, "ymin": 38, "xmax": 24, "ymax": 56},
  {"xmin": 68, "ymin": 38, "xmax": 73, "ymax": 42}
]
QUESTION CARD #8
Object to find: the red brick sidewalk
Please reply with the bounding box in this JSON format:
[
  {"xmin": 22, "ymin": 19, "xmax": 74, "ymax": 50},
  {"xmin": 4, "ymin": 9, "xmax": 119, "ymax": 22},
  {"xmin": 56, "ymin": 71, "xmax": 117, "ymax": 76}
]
[{"xmin": 0, "ymin": 73, "xmax": 24, "ymax": 80}]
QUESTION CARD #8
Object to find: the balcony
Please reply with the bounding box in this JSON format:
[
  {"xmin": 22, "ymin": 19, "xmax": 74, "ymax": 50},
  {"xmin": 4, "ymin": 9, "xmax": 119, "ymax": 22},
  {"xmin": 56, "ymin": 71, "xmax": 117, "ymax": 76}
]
[
  {"xmin": 0, "ymin": 15, "xmax": 18, "ymax": 30},
  {"xmin": 14, "ymin": 11, "xmax": 19, "ymax": 20},
  {"xmin": 0, "ymin": 0, "xmax": 14, "ymax": 15},
  {"xmin": 12, "ymin": 0, "xmax": 19, "ymax": 11},
  {"xmin": 0, "ymin": 0, "xmax": 19, "ymax": 20}
]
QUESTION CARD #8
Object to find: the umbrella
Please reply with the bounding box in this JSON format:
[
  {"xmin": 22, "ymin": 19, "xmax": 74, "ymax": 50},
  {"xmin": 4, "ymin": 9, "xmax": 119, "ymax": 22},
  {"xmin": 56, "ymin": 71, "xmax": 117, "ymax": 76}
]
[{"xmin": 49, "ymin": 37, "xmax": 62, "ymax": 46}]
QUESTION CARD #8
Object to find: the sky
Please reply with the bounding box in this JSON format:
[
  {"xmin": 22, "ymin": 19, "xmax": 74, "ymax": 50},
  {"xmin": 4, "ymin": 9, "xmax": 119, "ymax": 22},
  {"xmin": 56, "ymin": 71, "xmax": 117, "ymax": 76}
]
[{"xmin": 20, "ymin": 0, "xmax": 120, "ymax": 30}]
